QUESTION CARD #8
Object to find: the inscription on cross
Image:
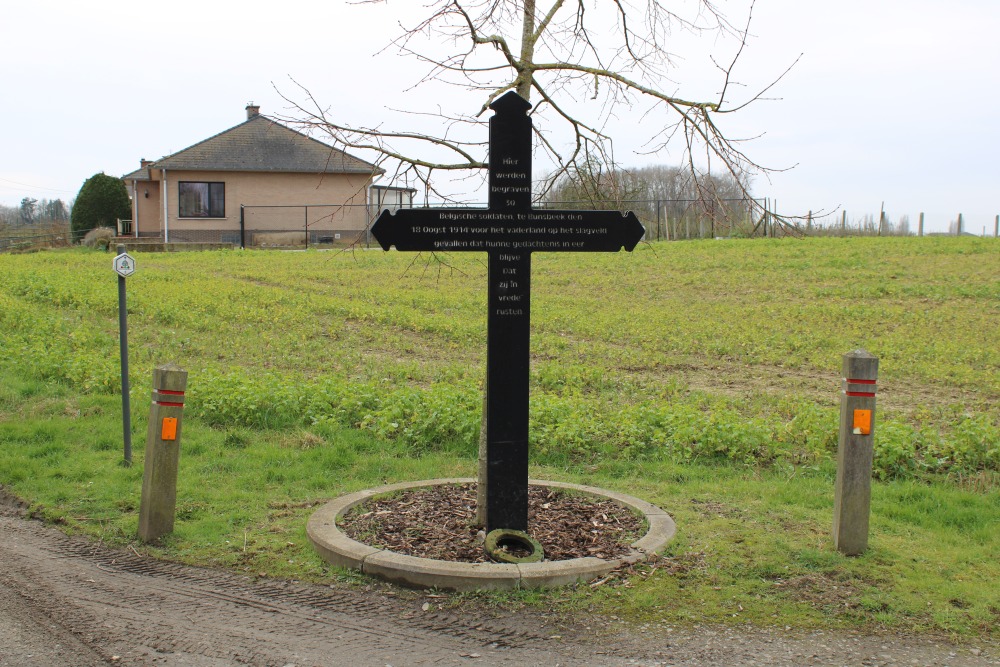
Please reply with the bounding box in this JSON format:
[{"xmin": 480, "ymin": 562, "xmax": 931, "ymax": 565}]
[{"xmin": 371, "ymin": 91, "xmax": 644, "ymax": 534}]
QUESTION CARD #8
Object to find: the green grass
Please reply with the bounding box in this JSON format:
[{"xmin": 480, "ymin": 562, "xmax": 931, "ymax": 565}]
[
  {"xmin": 574, "ymin": 464, "xmax": 999, "ymax": 636},
  {"xmin": 0, "ymin": 237, "xmax": 998, "ymax": 637}
]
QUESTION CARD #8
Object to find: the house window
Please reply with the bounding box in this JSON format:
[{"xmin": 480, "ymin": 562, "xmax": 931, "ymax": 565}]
[{"xmin": 178, "ymin": 182, "xmax": 225, "ymax": 218}]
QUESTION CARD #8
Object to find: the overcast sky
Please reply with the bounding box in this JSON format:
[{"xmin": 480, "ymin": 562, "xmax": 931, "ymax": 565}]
[{"xmin": 2, "ymin": 0, "xmax": 998, "ymax": 234}]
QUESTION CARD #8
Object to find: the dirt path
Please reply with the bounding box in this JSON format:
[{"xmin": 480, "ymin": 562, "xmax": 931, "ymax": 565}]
[{"xmin": 1, "ymin": 499, "xmax": 995, "ymax": 667}]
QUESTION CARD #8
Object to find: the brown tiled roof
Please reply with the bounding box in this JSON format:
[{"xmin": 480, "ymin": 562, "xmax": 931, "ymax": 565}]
[
  {"xmin": 125, "ymin": 115, "xmax": 381, "ymax": 177},
  {"xmin": 122, "ymin": 166, "xmax": 152, "ymax": 181}
]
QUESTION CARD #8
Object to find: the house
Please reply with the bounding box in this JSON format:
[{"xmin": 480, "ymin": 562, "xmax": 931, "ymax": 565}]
[{"xmin": 122, "ymin": 105, "xmax": 384, "ymax": 245}]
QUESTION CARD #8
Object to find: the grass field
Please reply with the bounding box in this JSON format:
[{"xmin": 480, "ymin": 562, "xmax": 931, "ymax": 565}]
[{"xmin": 0, "ymin": 237, "xmax": 997, "ymax": 637}]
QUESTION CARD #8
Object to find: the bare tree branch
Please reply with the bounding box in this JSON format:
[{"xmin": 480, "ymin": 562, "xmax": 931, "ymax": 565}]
[{"xmin": 276, "ymin": 0, "xmax": 798, "ymax": 223}]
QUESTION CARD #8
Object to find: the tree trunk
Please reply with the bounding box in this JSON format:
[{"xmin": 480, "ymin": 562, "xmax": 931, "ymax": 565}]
[
  {"xmin": 478, "ymin": 2, "xmax": 536, "ymax": 527},
  {"xmin": 516, "ymin": 0, "xmax": 535, "ymax": 99},
  {"xmin": 475, "ymin": 373, "xmax": 488, "ymax": 526}
]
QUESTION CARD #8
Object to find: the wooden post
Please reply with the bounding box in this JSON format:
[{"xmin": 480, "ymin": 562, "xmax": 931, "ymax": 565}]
[
  {"xmin": 138, "ymin": 364, "xmax": 188, "ymax": 543},
  {"xmin": 957, "ymin": 213, "xmax": 963, "ymax": 236},
  {"xmin": 656, "ymin": 200, "xmax": 662, "ymax": 241},
  {"xmin": 994, "ymin": 215, "xmax": 998, "ymax": 238},
  {"xmin": 918, "ymin": 212, "xmax": 924, "ymax": 237},
  {"xmin": 841, "ymin": 210, "xmax": 847, "ymax": 236},
  {"xmin": 832, "ymin": 350, "xmax": 879, "ymax": 556}
]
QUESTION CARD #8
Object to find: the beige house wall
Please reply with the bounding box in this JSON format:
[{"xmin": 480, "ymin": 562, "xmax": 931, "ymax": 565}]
[
  {"xmin": 131, "ymin": 180, "xmax": 162, "ymax": 236},
  {"xmin": 164, "ymin": 170, "xmax": 371, "ymax": 234},
  {"xmin": 129, "ymin": 170, "xmax": 372, "ymax": 244},
  {"xmin": 128, "ymin": 170, "xmax": 376, "ymax": 243}
]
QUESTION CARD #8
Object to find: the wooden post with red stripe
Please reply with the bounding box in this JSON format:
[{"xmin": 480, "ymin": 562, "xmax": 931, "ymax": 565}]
[
  {"xmin": 138, "ymin": 364, "xmax": 188, "ymax": 543},
  {"xmin": 832, "ymin": 349, "xmax": 879, "ymax": 555}
]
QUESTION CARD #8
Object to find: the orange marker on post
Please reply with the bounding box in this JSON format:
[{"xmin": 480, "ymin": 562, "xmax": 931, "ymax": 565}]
[
  {"xmin": 852, "ymin": 409, "xmax": 872, "ymax": 435},
  {"xmin": 161, "ymin": 417, "xmax": 178, "ymax": 441}
]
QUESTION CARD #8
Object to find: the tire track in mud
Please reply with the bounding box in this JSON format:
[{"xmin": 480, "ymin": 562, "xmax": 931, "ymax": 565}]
[
  {"xmin": 2, "ymin": 505, "xmax": 996, "ymax": 667},
  {"xmin": 0, "ymin": 514, "xmax": 596, "ymax": 666}
]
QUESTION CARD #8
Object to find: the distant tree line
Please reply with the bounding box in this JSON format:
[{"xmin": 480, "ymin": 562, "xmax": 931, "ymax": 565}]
[
  {"xmin": 0, "ymin": 197, "xmax": 70, "ymax": 228},
  {"xmin": 1, "ymin": 173, "xmax": 132, "ymax": 244}
]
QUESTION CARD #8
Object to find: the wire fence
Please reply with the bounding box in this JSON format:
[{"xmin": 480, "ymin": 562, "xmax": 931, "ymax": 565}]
[
  {"xmin": 237, "ymin": 203, "xmax": 374, "ymax": 248},
  {"xmin": 538, "ymin": 198, "xmax": 764, "ymax": 240},
  {"xmin": 4, "ymin": 202, "xmax": 997, "ymax": 253},
  {"xmin": 803, "ymin": 211, "xmax": 1000, "ymax": 238},
  {"xmin": 0, "ymin": 223, "xmax": 78, "ymax": 252},
  {"xmin": 237, "ymin": 198, "xmax": 766, "ymax": 248}
]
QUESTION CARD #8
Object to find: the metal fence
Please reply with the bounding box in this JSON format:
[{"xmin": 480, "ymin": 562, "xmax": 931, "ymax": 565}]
[
  {"xmin": 0, "ymin": 223, "xmax": 77, "ymax": 252},
  {"xmin": 237, "ymin": 203, "xmax": 377, "ymax": 249},
  {"xmin": 233, "ymin": 198, "xmax": 768, "ymax": 247},
  {"xmin": 9, "ymin": 200, "xmax": 992, "ymax": 253},
  {"xmin": 537, "ymin": 197, "xmax": 765, "ymax": 240}
]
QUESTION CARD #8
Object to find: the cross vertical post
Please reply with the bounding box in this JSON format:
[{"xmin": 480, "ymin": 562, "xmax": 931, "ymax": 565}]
[
  {"xmin": 370, "ymin": 91, "xmax": 645, "ymax": 534},
  {"xmin": 484, "ymin": 93, "xmax": 533, "ymax": 529}
]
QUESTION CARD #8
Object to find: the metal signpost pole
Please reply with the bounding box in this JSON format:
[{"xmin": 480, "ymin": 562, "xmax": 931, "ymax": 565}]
[{"xmin": 114, "ymin": 244, "xmax": 137, "ymax": 466}]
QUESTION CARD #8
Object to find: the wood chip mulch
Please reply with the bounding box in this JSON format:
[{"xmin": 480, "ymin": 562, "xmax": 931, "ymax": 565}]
[{"xmin": 338, "ymin": 483, "xmax": 644, "ymax": 563}]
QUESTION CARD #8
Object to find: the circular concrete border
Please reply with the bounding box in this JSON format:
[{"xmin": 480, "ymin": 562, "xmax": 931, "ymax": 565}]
[{"xmin": 307, "ymin": 478, "xmax": 676, "ymax": 591}]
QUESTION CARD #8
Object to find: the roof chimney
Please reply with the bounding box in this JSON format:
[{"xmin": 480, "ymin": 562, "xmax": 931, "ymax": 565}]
[
  {"xmin": 140, "ymin": 158, "xmax": 152, "ymax": 168},
  {"xmin": 245, "ymin": 102, "xmax": 260, "ymax": 119}
]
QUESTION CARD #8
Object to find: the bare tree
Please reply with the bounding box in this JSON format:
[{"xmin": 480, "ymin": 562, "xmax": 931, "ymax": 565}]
[
  {"xmin": 0, "ymin": 204, "xmax": 14, "ymax": 229},
  {"xmin": 278, "ymin": 0, "xmax": 797, "ymax": 207},
  {"xmin": 279, "ymin": 0, "xmax": 798, "ymax": 524},
  {"xmin": 19, "ymin": 197, "xmax": 38, "ymax": 225}
]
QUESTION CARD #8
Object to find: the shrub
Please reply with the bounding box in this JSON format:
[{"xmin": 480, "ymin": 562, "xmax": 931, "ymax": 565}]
[
  {"xmin": 71, "ymin": 173, "xmax": 131, "ymax": 238},
  {"xmin": 81, "ymin": 226, "xmax": 115, "ymax": 250}
]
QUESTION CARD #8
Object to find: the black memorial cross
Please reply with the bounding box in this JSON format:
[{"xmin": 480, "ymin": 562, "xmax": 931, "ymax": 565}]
[{"xmin": 371, "ymin": 91, "xmax": 644, "ymax": 534}]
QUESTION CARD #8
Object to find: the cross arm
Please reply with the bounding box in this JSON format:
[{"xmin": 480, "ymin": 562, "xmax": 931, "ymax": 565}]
[{"xmin": 371, "ymin": 208, "xmax": 645, "ymax": 253}]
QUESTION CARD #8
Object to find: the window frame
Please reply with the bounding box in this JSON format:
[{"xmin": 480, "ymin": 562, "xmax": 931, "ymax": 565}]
[{"xmin": 178, "ymin": 181, "xmax": 226, "ymax": 219}]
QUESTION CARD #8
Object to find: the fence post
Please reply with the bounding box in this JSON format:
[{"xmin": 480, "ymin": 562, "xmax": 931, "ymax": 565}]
[
  {"xmin": 918, "ymin": 212, "xmax": 924, "ymax": 237},
  {"xmin": 832, "ymin": 349, "xmax": 879, "ymax": 556},
  {"xmin": 239, "ymin": 205, "xmax": 246, "ymax": 249},
  {"xmin": 957, "ymin": 213, "xmax": 963, "ymax": 236},
  {"xmin": 138, "ymin": 364, "xmax": 189, "ymax": 543},
  {"xmin": 995, "ymin": 215, "xmax": 998, "ymax": 238},
  {"xmin": 655, "ymin": 200, "xmax": 661, "ymax": 241},
  {"xmin": 841, "ymin": 210, "xmax": 847, "ymax": 236}
]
